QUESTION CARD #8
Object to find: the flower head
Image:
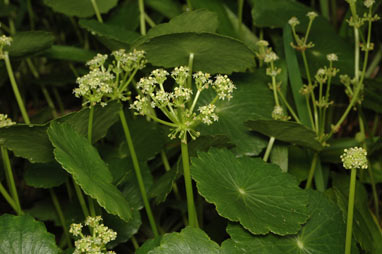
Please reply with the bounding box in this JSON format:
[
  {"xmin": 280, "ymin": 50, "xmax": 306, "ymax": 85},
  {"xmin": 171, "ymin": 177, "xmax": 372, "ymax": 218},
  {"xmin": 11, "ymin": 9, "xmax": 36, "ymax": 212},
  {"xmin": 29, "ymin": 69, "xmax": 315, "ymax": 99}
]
[
  {"xmin": 288, "ymin": 17, "xmax": 300, "ymax": 27},
  {"xmin": 264, "ymin": 51, "xmax": 279, "ymax": 63},
  {"xmin": 256, "ymin": 40, "xmax": 269, "ymax": 47},
  {"xmin": 272, "ymin": 106, "xmax": 289, "ymax": 121},
  {"xmin": 307, "ymin": 12, "xmax": 318, "ymax": 19},
  {"xmin": 340, "ymin": 147, "xmax": 368, "ymax": 170},
  {"xmin": 198, "ymin": 104, "xmax": 218, "ymax": 125},
  {"xmin": 364, "ymin": 0, "xmax": 375, "ymax": 8},
  {"xmin": 213, "ymin": 74, "xmax": 236, "ymax": 101},
  {"xmin": 0, "ymin": 114, "xmax": 16, "ymax": 128},
  {"xmin": 327, "ymin": 53, "xmax": 338, "ymax": 62},
  {"xmin": 86, "ymin": 53, "xmax": 108, "ymax": 70},
  {"xmin": 171, "ymin": 66, "xmax": 189, "ymax": 85}
]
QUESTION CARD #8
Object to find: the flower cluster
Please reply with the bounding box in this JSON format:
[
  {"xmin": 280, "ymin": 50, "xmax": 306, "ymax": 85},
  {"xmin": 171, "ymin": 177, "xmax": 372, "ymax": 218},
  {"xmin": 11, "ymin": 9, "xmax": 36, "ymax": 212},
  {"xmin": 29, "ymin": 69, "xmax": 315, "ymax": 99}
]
[
  {"xmin": 340, "ymin": 147, "xmax": 368, "ymax": 170},
  {"xmin": 73, "ymin": 49, "xmax": 146, "ymax": 107},
  {"xmin": 0, "ymin": 114, "xmax": 15, "ymax": 128},
  {"xmin": 288, "ymin": 12, "xmax": 318, "ymax": 51},
  {"xmin": 69, "ymin": 216, "xmax": 117, "ymax": 254},
  {"xmin": 0, "ymin": 35, "xmax": 12, "ymax": 59},
  {"xmin": 130, "ymin": 66, "xmax": 235, "ymax": 142}
]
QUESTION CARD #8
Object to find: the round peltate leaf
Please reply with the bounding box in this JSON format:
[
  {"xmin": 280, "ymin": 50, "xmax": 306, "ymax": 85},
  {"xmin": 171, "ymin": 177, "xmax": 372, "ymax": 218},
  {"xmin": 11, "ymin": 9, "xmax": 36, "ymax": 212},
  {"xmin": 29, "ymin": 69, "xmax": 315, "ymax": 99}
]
[
  {"xmin": 8, "ymin": 31, "xmax": 54, "ymax": 58},
  {"xmin": 0, "ymin": 214, "xmax": 60, "ymax": 254},
  {"xmin": 148, "ymin": 227, "xmax": 221, "ymax": 254},
  {"xmin": 47, "ymin": 122, "xmax": 132, "ymax": 222},
  {"xmin": 225, "ymin": 190, "xmax": 358, "ymax": 254},
  {"xmin": 43, "ymin": 0, "xmax": 118, "ymax": 18},
  {"xmin": 137, "ymin": 32, "xmax": 254, "ymax": 74},
  {"xmin": 246, "ymin": 119, "xmax": 323, "ymax": 151},
  {"xmin": 24, "ymin": 162, "xmax": 67, "ymax": 188},
  {"xmin": 191, "ymin": 148, "xmax": 309, "ymax": 235}
]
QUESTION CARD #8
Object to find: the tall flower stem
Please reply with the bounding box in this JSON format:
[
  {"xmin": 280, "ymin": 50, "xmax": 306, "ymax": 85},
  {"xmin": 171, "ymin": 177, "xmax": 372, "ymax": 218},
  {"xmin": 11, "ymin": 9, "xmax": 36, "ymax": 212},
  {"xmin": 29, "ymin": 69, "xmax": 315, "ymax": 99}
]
[
  {"xmin": 3, "ymin": 52, "xmax": 30, "ymax": 124},
  {"xmin": 0, "ymin": 182, "xmax": 18, "ymax": 213},
  {"xmin": 237, "ymin": 0, "xmax": 244, "ymax": 36},
  {"xmin": 87, "ymin": 106, "xmax": 96, "ymax": 217},
  {"xmin": 305, "ymin": 152, "xmax": 319, "ymax": 189},
  {"xmin": 90, "ymin": 0, "xmax": 103, "ymax": 23},
  {"xmin": 119, "ymin": 109, "xmax": 159, "ymax": 236},
  {"xmin": 181, "ymin": 140, "xmax": 198, "ymax": 227},
  {"xmin": 50, "ymin": 189, "xmax": 73, "ymax": 248},
  {"xmin": 345, "ymin": 168, "xmax": 357, "ymax": 254},
  {"xmin": 263, "ymin": 136, "xmax": 275, "ymax": 162},
  {"xmin": 1, "ymin": 145, "xmax": 22, "ymax": 215},
  {"xmin": 73, "ymin": 181, "xmax": 89, "ymax": 219},
  {"xmin": 138, "ymin": 0, "xmax": 146, "ymax": 35}
]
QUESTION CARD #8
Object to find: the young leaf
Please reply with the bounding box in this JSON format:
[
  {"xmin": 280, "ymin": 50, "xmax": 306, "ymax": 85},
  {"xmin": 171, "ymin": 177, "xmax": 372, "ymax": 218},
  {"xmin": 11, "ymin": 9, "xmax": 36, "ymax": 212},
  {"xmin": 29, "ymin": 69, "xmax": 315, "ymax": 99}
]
[
  {"xmin": 43, "ymin": 0, "xmax": 118, "ymax": 18},
  {"xmin": 246, "ymin": 119, "xmax": 323, "ymax": 151},
  {"xmin": 0, "ymin": 214, "xmax": 60, "ymax": 254},
  {"xmin": 148, "ymin": 227, "xmax": 221, "ymax": 254},
  {"xmin": 191, "ymin": 148, "xmax": 309, "ymax": 235},
  {"xmin": 137, "ymin": 32, "xmax": 254, "ymax": 74},
  {"xmin": 47, "ymin": 122, "xmax": 132, "ymax": 222}
]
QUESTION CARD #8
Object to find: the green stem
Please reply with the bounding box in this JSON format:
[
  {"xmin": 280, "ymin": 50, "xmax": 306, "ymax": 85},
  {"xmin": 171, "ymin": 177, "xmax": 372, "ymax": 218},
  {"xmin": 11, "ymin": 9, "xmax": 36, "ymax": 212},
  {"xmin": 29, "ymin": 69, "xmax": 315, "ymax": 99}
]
[
  {"xmin": 181, "ymin": 140, "xmax": 199, "ymax": 227},
  {"xmin": 41, "ymin": 87, "xmax": 58, "ymax": 118},
  {"xmin": 90, "ymin": 0, "xmax": 103, "ymax": 23},
  {"xmin": 26, "ymin": 0, "xmax": 35, "ymax": 30},
  {"xmin": 0, "ymin": 182, "xmax": 18, "ymax": 213},
  {"xmin": 263, "ymin": 136, "xmax": 275, "ymax": 162},
  {"xmin": 138, "ymin": 0, "xmax": 146, "ymax": 35},
  {"xmin": 353, "ymin": 27, "xmax": 360, "ymax": 82},
  {"xmin": 365, "ymin": 46, "xmax": 382, "ymax": 78},
  {"xmin": 345, "ymin": 168, "xmax": 357, "ymax": 254},
  {"xmin": 187, "ymin": 53, "xmax": 194, "ymax": 90},
  {"xmin": 3, "ymin": 52, "xmax": 30, "ymax": 124},
  {"xmin": 73, "ymin": 180, "xmax": 89, "ymax": 219},
  {"xmin": 145, "ymin": 13, "xmax": 156, "ymax": 28},
  {"xmin": 1, "ymin": 145, "xmax": 22, "ymax": 215},
  {"xmin": 131, "ymin": 236, "xmax": 139, "ymax": 249},
  {"xmin": 88, "ymin": 106, "xmax": 94, "ymax": 143},
  {"xmin": 301, "ymin": 51, "xmax": 312, "ymax": 86},
  {"xmin": 53, "ymin": 87, "xmax": 65, "ymax": 114},
  {"xmin": 319, "ymin": 0, "xmax": 330, "ymax": 20},
  {"xmin": 305, "ymin": 152, "xmax": 319, "ymax": 189},
  {"xmin": 160, "ymin": 150, "xmax": 182, "ymax": 201},
  {"xmin": 186, "ymin": 0, "xmax": 192, "ymax": 10},
  {"xmin": 49, "ymin": 189, "xmax": 73, "ymax": 248},
  {"xmin": 277, "ymin": 90, "xmax": 301, "ymax": 123},
  {"xmin": 119, "ymin": 109, "xmax": 159, "ymax": 236}
]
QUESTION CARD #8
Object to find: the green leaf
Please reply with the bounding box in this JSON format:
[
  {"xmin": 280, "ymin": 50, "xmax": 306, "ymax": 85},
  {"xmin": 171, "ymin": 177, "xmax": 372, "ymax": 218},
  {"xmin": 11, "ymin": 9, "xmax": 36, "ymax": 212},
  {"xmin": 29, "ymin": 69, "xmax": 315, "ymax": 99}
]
[
  {"xmin": 225, "ymin": 190, "xmax": 354, "ymax": 254},
  {"xmin": 116, "ymin": 114, "xmax": 167, "ymax": 162},
  {"xmin": 42, "ymin": 45, "xmax": 97, "ymax": 62},
  {"xmin": 149, "ymin": 167, "xmax": 177, "ymax": 205},
  {"xmin": 364, "ymin": 79, "xmax": 382, "ymax": 114},
  {"xmin": 107, "ymin": 0, "xmax": 139, "ymax": 31},
  {"xmin": 8, "ymin": 31, "xmax": 54, "ymax": 58},
  {"xmin": 0, "ymin": 214, "xmax": 60, "ymax": 254},
  {"xmin": 270, "ymin": 143, "xmax": 288, "ymax": 172},
  {"xmin": 0, "ymin": 124, "xmax": 53, "ymax": 163},
  {"xmin": 197, "ymin": 73, "xmax": 274, "ymax": 156},
  {"xmin": 137, "ymin": 32, "xmax": 254, "ymax": 74},
  {"xmin": 191, "ymin": 148, "xmax": 309, "ymax": 235},
  {"xmin": 57, "ymin": 101, "xmax": 122, "ymax": 143},
  {"xmin": 79, "ymin": 19, "xmax": 140, "ymax": 45},
  {"xmin": 43, "ymin": 0, "xmax": 118, "ymax": 18},
  {"xmin": 136, "ymin": 237, "xmax": 162, "ymax": 254},
  {"xmin": 24, "ymin": 162, "xmax": 67, "ymax": 188},
  {"xmin": 146, "ymin": 0, "xmax": 182, "ymax": 18},
  {"xmin": 246, "ymin": 119, "xmax": 323, "ymax": 151},
  {"xmin": 189, "ymin": 0, "xmax": 236, "ymax": 37},
  {"xmin": 320, "ymin": 138, "xmax": 360, "ymax": 163},
  {"xmin": 148, "ymin": 227, "xmax": 221, "ymax": 254},
  {"xmin": 146, "ymin": 9, "xmax": 219, "ymax": 38},
  {"xmin": 104, "ymin": 211, "xmax": 142, "ymax": 248},
  {"xmin": 47, "ymin": 122, "xmax": 132, "ymax": 222}
]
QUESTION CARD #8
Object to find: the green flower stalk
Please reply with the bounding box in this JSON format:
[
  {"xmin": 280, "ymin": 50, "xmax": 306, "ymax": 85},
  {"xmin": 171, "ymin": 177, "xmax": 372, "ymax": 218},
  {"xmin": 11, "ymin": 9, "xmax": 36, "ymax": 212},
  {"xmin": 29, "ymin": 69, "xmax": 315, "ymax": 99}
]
[
  {"xmin": 340, "ymin": 147, "xmax": 368, "ymax": 254},
  {"xmin": 0, "ymin": 114, "xmax": 22, "ymax": 215},
  {"xmin": 0, "ymin": 35, "xmax": 30, "ymax": 124},
  {"xmin": 131, "ymin": 66, "xmax": 236, "ymax": 227},
  {"xmin": 70, "ymin": 216, "xmax": 117, "ymax": 254},
  {"xmin": 74, "ymin": 50, "xmax": 159, "ymax": 237}
]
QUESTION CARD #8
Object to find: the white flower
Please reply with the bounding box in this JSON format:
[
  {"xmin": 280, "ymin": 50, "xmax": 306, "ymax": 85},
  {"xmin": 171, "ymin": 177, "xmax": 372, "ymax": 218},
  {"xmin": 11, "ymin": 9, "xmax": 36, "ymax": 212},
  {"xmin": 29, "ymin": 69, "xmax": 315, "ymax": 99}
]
[
  {"xmin": 86, "ymin": 53, "xmax": 108, "ymax": 69},
  {"xmin": 136, "ymin": 77, "xmax": 156, "ymax": 95},
  {"xmin": 213, "ymin": 75, "xmax": 236, "ymax": 101},
  {"xmin": 198, "ymin": 104, "xmax": 218, "ymax": 125},
  {"xmin": 264, "ymin": 51, "xmax": 279, "ymax": 63},
  {"xmin": 193, "ymin": 71, "xmax": 212, "ymax": 90},
  {"xmin": 364, "ymin": 0, "xmax": 375, "ymax": 8},
  {"xmin": 340, "ymin": 147, "xmax": 368, "ymax": 170},
  {"xmin": 327, "ymin": 53, "xmax": 338, "ymax": 62},
  {"xmin": 256, "ymin": 40, "xmax": 269, "ymax": 47},
  {"xmin": 174, "ymin": 86, "xmax": 192, "ymax": 101},
  {"xmin": 306, "ymin": 12, "xmax": 318, "ymax": 19},
  {"xmin": 272, "ymin": 106, "xmax": 288, "ymax": 121},
  {"xmin": 288, "ymin": 17, "xmax": 300, "ymax": 27},
  {"xmin": 0, "ymin": 114, "xmax": 16, "ymax": 128},
  {"xmin": 171, "ymin": 66, "xmax": 189, "ymax": 85},
  {"xmin": 151, "ymin": 68, "xmax": 169, "ymax": 85}
]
